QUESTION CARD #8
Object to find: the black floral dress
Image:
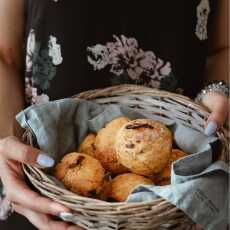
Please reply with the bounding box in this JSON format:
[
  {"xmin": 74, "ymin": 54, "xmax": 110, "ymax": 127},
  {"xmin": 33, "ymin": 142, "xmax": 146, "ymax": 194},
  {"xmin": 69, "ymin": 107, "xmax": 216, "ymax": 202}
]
[
  {"xmin": 24, "ymin": 0, "xmax": 216, "ymax": 104},
  {"xmin": 0, "ymin": 0, "xmax": 219, "ymax": 227}
]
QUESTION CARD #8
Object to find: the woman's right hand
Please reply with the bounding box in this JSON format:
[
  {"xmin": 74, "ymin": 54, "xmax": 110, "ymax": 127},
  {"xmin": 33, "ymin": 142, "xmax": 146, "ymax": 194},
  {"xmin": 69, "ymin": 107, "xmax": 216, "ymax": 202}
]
[{"xmin": 0, "ymin": 136, "xmax": 83, "ymax": 230}]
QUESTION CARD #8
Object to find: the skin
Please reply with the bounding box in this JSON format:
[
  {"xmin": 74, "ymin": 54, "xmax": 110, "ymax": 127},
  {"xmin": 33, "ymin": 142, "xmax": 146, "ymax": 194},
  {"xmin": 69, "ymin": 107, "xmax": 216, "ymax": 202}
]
[
  {"xmin": 0, "ymin": 0, "xmax": 228, "ymax": 229},
  {"xmin": 203, "ymin": 0, "xmax": 229, "ymax": 127}
]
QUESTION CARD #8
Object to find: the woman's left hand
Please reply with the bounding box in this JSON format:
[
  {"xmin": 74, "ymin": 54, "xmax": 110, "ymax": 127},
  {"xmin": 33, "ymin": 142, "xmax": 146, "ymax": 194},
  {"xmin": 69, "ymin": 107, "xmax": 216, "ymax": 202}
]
[{"xmin": 201, "ymin": 92, "xmax": 229, "ymax": 136}]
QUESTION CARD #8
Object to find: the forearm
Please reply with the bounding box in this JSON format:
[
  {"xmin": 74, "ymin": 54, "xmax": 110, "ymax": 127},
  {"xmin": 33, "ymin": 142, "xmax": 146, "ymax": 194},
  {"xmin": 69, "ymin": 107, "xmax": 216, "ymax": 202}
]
[
  {"xmin": 200, "ymin": 48, "xmax": 230, "ymax": 120},
  {"xmin": 205, "ymin": 48, "xmax": 229, "ymax": 83},
  {"xmin": 0, "ymin": 60, "xmax": 25, "ymax": 138},
  {"xmin": 0, "ymin": 0, "xmax": 26, "ymax": 138}
]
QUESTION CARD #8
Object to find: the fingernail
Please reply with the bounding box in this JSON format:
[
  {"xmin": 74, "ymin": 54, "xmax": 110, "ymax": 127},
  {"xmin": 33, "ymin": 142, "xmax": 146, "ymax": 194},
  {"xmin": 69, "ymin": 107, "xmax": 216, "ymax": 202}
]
[
  {"xmin": 36, "ymin": 153, "xmax": 55, "ymax": 167},
  {"xmin": 51, "ymin": 202, "xmax": 69, "ymax": 213},
  {"xmin": 204, "ymin": 121, "xmax": 218, "ymax": 136},
  {"xmin": 59, "ymin": 212, "xmax": 74, "ymax": 220}
]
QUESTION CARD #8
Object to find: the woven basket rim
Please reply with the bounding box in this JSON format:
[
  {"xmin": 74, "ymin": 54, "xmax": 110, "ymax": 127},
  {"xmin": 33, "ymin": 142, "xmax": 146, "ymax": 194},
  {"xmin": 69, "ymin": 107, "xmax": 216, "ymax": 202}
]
[{"xmin": 75, "ymin": 84, "xmax": 209, "ymax": 114}]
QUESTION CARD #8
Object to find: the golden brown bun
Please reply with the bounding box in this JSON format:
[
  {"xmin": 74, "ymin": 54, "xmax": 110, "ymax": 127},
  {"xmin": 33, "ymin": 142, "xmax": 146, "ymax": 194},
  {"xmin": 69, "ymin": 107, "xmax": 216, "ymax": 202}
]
[
  {"xmin": 115, "ymin": 119, "xmax": 172, "ymax": 176},
  {"xmin": 156, "ymin": 149, "xmax": 188, "ymax": 185},
  {"xmin": 78, "ymin": 133, "xmax": 96, "ymax": 157},
  {"xmin": 98, "ymin": 178, "xmax": 112, "ymax": 201},
  {"xmin": 54, "ymin": 152, "xmax": 105, "ymax": 197},
  {"xmin": 157, "ymin": 180, "xmax": 171, "ymax": 186},
  {"xmin": 94, "ymin": 117, "xmax": 130, "ymax": 174},
  {"xmin": 109, "ymin": 173, "xmax": 154, "ymax": 202}
]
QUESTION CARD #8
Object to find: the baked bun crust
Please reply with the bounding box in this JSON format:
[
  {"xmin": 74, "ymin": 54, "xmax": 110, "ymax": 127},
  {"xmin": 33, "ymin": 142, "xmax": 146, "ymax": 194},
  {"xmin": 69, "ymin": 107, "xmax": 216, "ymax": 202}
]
[
  {"xmin": 156, "ymin": 149, "xmax": 188, "ymax": 185},
  {"xmin": 109, "ymin": 173, "xmax": 154, "ymax": 202},
  {"xmin": 78, "ymin": 133, "xmax": 96, "ymax": 157},
  {"xmin": 115, "ymin": 119, "xmax": 172, "ymax": 176},
  {"xmin": 54, "ymin": 152, "xmax": 105, "ymax": 197},
  {"xmin": 94, "ymin": 117, "xmax": 130, "ymax": 174}
]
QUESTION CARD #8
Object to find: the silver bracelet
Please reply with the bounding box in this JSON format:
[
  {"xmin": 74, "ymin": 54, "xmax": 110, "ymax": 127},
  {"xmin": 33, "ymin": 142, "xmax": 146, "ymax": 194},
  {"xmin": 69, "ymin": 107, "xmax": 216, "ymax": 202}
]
[{"xmin": 195, "ymin": 81, "xmax": 229, "ymax": 102}]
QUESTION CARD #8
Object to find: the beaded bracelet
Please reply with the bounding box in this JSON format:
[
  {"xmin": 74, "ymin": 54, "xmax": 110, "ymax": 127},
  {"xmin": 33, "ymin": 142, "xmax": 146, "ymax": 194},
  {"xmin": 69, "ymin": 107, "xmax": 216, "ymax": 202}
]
[{"xmin": 195, "ymin": 81, "xmax": 229, "ymax": 102}]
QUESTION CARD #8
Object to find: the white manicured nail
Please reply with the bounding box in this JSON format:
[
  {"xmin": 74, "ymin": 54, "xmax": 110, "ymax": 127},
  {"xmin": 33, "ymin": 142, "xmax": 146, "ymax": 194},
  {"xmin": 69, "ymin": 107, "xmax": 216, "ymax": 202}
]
[
  {"xmin": 204, "ymin": 121, "xmax": 218, "ymax": 136},
  {"xmin": 59, "ymin": 212, "xmax": 74, "ymax": 219},
  {"xmin": 36, "ymin": 153, "xmax": 55, "ymax": 167}
]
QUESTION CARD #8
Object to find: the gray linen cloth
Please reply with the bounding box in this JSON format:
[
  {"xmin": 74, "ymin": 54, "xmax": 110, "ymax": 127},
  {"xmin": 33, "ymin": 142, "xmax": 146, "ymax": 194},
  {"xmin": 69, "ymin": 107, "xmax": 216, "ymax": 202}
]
[{"xmin": 15, "ymin": 98, "xmax": 229, "ymax": 230}]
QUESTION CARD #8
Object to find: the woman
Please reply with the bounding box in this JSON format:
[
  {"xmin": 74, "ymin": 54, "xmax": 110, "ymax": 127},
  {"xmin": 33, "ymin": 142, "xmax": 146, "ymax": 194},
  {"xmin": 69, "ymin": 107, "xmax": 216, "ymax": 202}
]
[{"xmin": 0, "ymin": 0, "xmax": 229, "ymax": 229}]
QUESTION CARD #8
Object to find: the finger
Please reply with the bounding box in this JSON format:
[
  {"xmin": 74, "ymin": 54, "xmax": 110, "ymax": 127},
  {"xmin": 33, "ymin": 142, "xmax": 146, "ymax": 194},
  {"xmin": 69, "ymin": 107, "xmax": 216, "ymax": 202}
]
[
  {"xmin": 205, "ymin": 107, "xmax": 228, "ymax": 136},
  {"xmin": 202, "ymin": 93, "xmax": 228, "ymax": 136},
  {"xmin": 209, "ymin": 107, "xmax": 227, "ymax": 126},
  {"xmin": 4, "ymin": 175, "xmax": 69, "ymax": 216},
  {"xmin": 12, "ymin": 204, "xmax": 82, "ymax": 230},
  {"xmin": 202, "ymin": 92, "xmax": 228, "ymax": 113},
  {"xmin": 0, "ymin": 136, "xmax": 54, "ymax": 168},
  {"xmin": 195, "ymin": 224, "xmax": 203, "ymax": 230}
]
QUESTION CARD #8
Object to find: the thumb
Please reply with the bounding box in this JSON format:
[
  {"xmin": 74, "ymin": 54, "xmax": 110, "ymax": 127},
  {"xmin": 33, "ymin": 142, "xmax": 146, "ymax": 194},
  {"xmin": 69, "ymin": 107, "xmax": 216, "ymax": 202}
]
[
  {"xmin": 0, "ymin": 136, "xmax": 55, "ymax": 168},
  {"xmin": 204, "ymin": 106, "xmax": 227, "ymax": 136}
]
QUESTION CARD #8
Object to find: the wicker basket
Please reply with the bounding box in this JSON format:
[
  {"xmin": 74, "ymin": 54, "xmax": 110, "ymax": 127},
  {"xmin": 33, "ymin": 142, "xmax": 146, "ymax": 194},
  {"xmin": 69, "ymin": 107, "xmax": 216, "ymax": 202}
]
[{"xmin": 22, "ymin": 85, "xmax": 229, "ymax": 230}]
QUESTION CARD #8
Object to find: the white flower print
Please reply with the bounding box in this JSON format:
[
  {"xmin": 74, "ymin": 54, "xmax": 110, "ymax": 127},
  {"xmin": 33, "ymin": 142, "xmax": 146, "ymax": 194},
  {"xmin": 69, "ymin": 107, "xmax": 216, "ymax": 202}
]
[
  {"xmin": 26, "ymin": 29, "xmax": 36, "ymax": 72},
  {"xmin": 25, "ymin": 32, "xmax": 63, "ymax": 104},
  {"xmin": 87, "ymin": 44, "xmax": 110, "ymax": 70},
  {"xmin": 148, "ymin": 80, "xmax": 160, "ymax": 89},
  {"xmin": 160, "ymin": 62, "xmax": 171, "ymax": 76},
  {"xmin": 195, "ymin": 0, "xmax": 210, "ymax": 41},
  {"xmin": 139, "ymin": 51, "xmax": 156, "ymax": 69},
  {"xmin": 32, "ymin": 94, "xmax": 50, "ymax": 104},
  {"xmin": 87, "ymin": 35, "xmax": 172, "ymax": 89},
  {"xmin": 25, "ymin": 77, "xmax": 50, "ymax": 105},
  {"xmin": 48, "ymin": 35, "xmax": 63, "ymax": 65},
  {"xmin": 127, "ymin": 66, "xmax": 143, "ymax": 80}
]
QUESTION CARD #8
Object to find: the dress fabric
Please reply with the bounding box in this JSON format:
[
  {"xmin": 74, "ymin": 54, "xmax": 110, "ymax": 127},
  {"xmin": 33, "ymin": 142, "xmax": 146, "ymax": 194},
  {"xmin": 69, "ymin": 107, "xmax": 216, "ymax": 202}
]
[{"xmin": 24, "ymin": 0, "xmax": 216, "ymax": 103}]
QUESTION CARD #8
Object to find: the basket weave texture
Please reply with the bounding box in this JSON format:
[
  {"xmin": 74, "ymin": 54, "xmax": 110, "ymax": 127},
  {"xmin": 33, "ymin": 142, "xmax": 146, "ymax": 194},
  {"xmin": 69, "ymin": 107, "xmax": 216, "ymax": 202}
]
[{"xmin": 22, "ymin": 85, "xmax": 229, "ymax": 230}]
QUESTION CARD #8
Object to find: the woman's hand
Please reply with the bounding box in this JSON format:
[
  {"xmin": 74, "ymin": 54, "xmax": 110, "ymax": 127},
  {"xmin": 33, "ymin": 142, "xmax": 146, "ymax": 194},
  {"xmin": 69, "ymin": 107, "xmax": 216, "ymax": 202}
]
[
  {"xmin": 202, "ymin": 92, "xmax": 229, "ymax": 136},
  {"xmin": 0, "ymin": 136, "xmax": 83, "ymax": 230}
]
